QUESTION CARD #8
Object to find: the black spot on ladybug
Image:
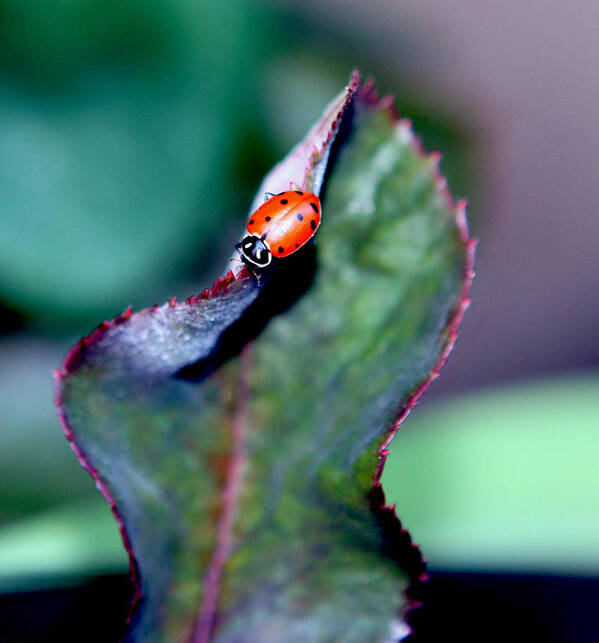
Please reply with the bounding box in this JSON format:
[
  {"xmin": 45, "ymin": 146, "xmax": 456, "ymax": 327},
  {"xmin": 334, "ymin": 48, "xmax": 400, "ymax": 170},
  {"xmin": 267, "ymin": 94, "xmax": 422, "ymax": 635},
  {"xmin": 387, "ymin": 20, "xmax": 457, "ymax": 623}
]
[
  {"xmin": 278, "ymin": 246, "xmax": 284, "ymax": 254},
  {"xmin": 297, "ymin": 213, "xmax": 304, "ymax": 221},
  {"xmin": 310, "ymin": 202, "xmax": 319, "ymax": 213},
  {"xmin": 249, "ymin": 219, "xmax": 254, "ymax": 225},
  {"xmin": 280, "ymin": 199, "xmax": 288, "ymax": 205},
  {"xmin": 265, "ymin": 216, "xmax": 271, "ymax": 221},
  {"xmin": 310, "ymin": 219, "xmax": 317, "ymax": 230},
  {"xmin": 294, "ymin": 190, "xmax": 303, "ymax": 195},
  {"xmin": 295, "ymin": 243, "xmax": 299, "ymax": 248}
]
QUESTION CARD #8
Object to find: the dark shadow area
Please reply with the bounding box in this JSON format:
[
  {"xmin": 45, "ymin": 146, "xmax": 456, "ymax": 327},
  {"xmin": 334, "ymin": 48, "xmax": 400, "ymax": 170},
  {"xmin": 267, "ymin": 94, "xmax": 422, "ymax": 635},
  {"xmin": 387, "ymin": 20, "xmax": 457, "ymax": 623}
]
[
  {"xmin": 2, "ymin": 570, "xmax": 597, "ymax": 642},
  {"xmin": 0, "ymin": 301, "xmax": 25, "ymax": 336},
  {"xmin": 408, "ymin": 570, "xmax": 599, "ymax": 643},
  {"xmin": 175, "ymin": 242, "xmax": 318, "ymax": 382},
  {"xmin": 0, "ymin": 574, "xmax": 131, "ymax": 643}
]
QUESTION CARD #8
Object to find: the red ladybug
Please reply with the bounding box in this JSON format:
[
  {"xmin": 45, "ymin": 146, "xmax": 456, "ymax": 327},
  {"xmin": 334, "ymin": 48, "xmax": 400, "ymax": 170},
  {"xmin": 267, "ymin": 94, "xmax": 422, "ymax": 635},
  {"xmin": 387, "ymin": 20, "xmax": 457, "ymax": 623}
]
[{"xmin": 236, "ymin": 190, "xmax": 322, "ymax": 270}]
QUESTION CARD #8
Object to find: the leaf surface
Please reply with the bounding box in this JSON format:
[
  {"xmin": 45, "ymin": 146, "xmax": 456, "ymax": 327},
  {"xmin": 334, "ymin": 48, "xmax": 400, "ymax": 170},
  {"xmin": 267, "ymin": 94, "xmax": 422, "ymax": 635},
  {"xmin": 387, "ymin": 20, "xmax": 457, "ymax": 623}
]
[{"xmin": 56, "ymin": 73, "xmax": 473, "ymax": 642}]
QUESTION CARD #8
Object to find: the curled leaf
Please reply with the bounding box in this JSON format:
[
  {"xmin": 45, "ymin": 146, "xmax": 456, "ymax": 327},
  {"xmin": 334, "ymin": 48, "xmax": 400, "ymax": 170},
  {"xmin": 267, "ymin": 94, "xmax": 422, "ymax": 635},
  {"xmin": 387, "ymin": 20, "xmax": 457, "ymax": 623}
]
[{"xmin": 56, "ymin": 72, "xmax": 474, "ymax": 642}]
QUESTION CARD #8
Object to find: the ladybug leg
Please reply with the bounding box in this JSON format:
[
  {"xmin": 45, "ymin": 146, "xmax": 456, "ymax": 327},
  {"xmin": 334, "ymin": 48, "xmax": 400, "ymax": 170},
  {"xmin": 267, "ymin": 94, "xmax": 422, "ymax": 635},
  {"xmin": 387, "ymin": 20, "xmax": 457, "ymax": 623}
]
[
  {"xmin": 263, "ymin": 192, "xmax": 275, "ymax": 202},
  {"xmin": 244, "ymin": 263, "xmax": 262, "ymax": 284}
]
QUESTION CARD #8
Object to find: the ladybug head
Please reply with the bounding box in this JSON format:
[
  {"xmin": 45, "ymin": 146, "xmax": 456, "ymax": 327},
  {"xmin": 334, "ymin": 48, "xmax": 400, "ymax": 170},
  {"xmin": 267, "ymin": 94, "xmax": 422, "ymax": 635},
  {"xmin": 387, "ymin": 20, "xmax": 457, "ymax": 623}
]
[{"xmin": 237, "ymin": 234, "xmax": 272, "ymax": 268}]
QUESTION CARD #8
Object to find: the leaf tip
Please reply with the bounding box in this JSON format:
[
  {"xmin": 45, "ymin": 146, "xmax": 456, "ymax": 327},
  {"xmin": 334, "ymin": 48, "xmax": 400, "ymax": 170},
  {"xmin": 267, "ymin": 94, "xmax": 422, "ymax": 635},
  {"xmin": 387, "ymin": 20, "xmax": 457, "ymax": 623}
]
[{"xmin": 348, "ymin": 68, "xmax": 362, "ymax": 90}]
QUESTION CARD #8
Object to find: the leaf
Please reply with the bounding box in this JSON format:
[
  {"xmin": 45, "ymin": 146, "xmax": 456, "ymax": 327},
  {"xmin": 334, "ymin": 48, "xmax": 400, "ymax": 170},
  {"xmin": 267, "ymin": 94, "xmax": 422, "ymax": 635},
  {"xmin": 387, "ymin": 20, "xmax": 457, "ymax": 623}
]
[
  {"xmin": 56, "ymin": 72, "xmax": 474, "ymax": 642},
  {"xmin": 382, "ymin": 374, "xmax": 599, "ymax": 576}
]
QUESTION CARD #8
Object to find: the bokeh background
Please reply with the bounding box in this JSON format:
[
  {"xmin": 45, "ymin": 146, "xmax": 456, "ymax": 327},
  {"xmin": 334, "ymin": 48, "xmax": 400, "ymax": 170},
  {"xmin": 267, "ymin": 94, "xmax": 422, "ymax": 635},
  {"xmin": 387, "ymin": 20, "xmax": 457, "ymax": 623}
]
[{"xmin": 1, "ymin": 1, "xmax": 597, "ymax": 641}]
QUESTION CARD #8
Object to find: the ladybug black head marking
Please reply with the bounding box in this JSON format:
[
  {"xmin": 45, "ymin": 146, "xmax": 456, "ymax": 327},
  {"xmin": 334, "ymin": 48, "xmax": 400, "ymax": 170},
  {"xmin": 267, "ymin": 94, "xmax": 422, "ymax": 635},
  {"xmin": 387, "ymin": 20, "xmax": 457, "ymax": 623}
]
[{"xmin": 237, "ymin": 234, "xmax": 272, "ymax": 268}]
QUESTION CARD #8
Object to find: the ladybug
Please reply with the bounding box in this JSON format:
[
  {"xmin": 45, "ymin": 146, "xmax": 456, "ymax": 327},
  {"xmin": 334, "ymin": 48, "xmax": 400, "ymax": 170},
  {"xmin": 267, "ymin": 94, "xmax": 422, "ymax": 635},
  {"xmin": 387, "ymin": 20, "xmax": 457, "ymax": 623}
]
[{"xmin": 236, "ymin": 190, "xmax": 321, "ymax": 270}]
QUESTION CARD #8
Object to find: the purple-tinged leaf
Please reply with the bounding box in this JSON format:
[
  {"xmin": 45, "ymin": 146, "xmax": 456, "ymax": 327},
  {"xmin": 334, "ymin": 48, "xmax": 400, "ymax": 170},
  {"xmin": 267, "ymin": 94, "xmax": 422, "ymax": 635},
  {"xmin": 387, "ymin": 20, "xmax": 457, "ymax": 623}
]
[
  {"xmin": 56, "ymin": 72, "xmax": 474, "ymax": 642},
  {"xmin": 248, "ymin": 70, "xmax": 360, "ymax": 216}
]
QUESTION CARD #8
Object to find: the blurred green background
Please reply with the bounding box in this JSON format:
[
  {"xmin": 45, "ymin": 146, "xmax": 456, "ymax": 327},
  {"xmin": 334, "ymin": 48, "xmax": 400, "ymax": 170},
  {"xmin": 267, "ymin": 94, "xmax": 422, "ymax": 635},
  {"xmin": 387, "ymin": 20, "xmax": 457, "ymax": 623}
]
[{"xmin": 1, "ymin": 0, "xmax": 598, "ymax": 639}]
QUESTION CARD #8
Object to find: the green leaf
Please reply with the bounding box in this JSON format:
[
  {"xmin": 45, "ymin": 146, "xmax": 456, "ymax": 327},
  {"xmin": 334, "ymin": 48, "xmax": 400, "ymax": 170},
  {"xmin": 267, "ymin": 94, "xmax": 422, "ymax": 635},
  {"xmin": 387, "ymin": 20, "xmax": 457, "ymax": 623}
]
[
  {"xmin": 0, "ymin": 497, "xmax": 127, "ymax": 592},
  {"xmin": 56, "ymin": 73, "xmax": 473, "ymax": 641},
  {"xmin": 382, "ymin": 374, "xmax": 599, "ymax": 576}
]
